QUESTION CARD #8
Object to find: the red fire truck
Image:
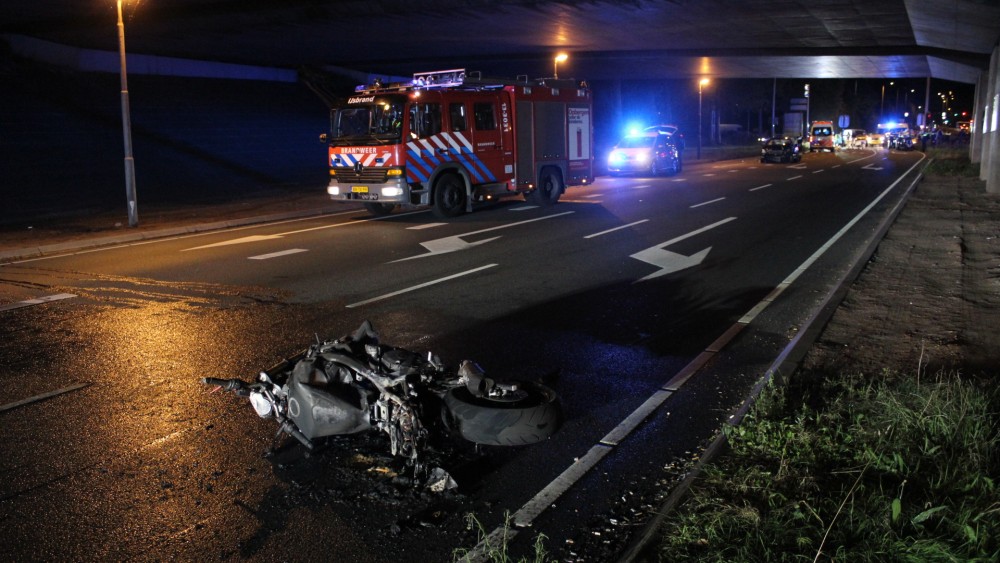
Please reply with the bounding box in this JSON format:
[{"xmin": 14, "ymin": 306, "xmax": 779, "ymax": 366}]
[{"xmin": 321, "ymin": 69, "xmax": 594, "ymax": 218}]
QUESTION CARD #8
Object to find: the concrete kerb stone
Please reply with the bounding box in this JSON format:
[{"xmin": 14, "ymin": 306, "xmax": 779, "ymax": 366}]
[{"xmin": 616, "ymin": 165, "xmax": 930, "ymax": 562}]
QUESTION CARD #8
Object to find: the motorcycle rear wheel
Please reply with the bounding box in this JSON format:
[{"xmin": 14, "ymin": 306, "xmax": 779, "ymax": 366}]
[{"xmin": 443, "ymin": 381, "xmax": 562, "ymax": 446}]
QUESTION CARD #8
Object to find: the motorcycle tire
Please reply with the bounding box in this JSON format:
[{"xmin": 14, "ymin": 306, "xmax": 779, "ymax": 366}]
[{"xmin": 443, "ymin": 381, "xmax": 562, "ymax": 446}]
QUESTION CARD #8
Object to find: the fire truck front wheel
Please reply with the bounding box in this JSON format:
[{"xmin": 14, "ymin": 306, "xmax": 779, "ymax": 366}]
[
  {"xmin": 432, "ymin": 174, "xmax": 467, "ymax": 218},
  {"xmin": 527, "ymin": 168, "xmax": 562, "ymax": 206}
]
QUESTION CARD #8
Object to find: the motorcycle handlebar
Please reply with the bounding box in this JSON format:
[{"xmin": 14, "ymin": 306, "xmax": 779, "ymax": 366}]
[{"xmin": 201, "ymin": 378, "xmax": 250, "ymax": 396}]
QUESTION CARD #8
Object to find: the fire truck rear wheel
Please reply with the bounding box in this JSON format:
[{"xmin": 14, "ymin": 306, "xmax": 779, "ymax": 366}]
[
  {"xmin": 528, "ymin": 168, "xmax": 562, "ymax": 206},
  {"xmin": 433, "ymin": 174, "xmax": 466, "ymax": 218},
  {"xmin": 363, "ymin": 202, "xmax": 396, "ymax": 216}
]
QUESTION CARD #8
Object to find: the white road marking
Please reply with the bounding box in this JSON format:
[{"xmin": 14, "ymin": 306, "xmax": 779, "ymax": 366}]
[
  {"xmin": 672, "ymin": 178, "xmax": 687, "ymax": 182},
  {"xmin": 750, "ymin": 183, "xmax": 772, "ymax": 191},
  {"xmin": 787, "ymin": 175, "xmax": 803, "ymax": 180},
  {"xmin": 1, "ymin": 382, "xmax": 90, "ymax": 412},
  {"xmin": 472, "ymin": 156, "xmax": 930, "ymax": 548},
  {"xmin": 509, "ymin": 205, "xmax": 539, "ymax": 211},
  {"xmin": 812, "ymin": 169, "xmax": 825, "ymax": 174},
  {"xmin": 583, "ymin": 219, "xmax": 649, "ymax": 239},
  {"xmin": 248, "ymin": 248, "xmax": 308, "ymax": 260},
  {"xmin": 702, "ymin": 173, "xmax": 716, "ymax": 177},
  {"xmin": 345, "ymin": 264, "xmax": 498, "ymax": 308},
  {"xmin": 181, "ymin": 208, "xmax": 424, "ymax": 252},
  {"xmin": 631, "ymin": 217, "xmax": 737, "ymax": 281},
  {"xmin": 393, "ymin": 211, "xmax": 574, "ymax": 261},
  {"xmin": 0, "ymin": 293, "xmax": 76, "ymax": 312},
  {"xmin": 633, "ymin": 184, "xmax": 651, "ymax": 189},
  {"xmin": 407, "ymin": 223, "xmax": 447, "ymax": 230},
  {"xmin": 583, "ymin": 194, "xmax": 603, "ymax": 198},
  {"xmin": 690, "ymin": 197, "xmax": 725, "ymax": 208}
]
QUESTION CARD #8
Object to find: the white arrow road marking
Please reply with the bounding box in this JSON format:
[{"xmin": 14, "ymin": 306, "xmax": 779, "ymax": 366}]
[
  {"xmin": 0, "ymin": 293, "xmax": 77, "ymax": 312},
  {"xmin": 393, "ymin": 211, "xmax": 574, "ymax": 262},
  {"xmin": 862, "ymin": 163, "xmax": 884, "ymax": 170},
  {"xmin": 248, "ymin": 248, "xmax": 308, "ymax": 260},
  {"xmin": 630, "ymin": 217, "xmax": 737, "ymax": 281}
]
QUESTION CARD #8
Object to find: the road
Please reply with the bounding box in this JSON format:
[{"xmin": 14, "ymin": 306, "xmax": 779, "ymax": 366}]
[{"xmin": 0, "ymin": 148, "xmax": 925, "ymax": 561}]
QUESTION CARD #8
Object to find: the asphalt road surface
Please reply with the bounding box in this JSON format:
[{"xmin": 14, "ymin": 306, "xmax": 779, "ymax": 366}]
[{"xmin": 0, "ymin": 148, "xmax": 925, "ymax": 561}]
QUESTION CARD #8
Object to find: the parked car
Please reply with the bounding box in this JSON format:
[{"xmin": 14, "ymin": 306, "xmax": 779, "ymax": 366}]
[
  {"xmin": 868, "ymin": 132, "xmax": 885, "ymax": 147},
  {"xmin": 608, "ymin": 131, "xmax": 682, "ymax": 176},
  {"xmin": 851, "ymin": 132, "xmax": 869, "ymax": 148},
  {"xmin": 644, "ymin": 124, "xmax": 686, "ymax": 149},
  {"xmin": 760, "ymin": 137, "xmax": 802, "ymax": 163}
]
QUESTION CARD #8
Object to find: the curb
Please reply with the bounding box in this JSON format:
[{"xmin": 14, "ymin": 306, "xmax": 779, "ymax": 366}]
[{"xmin": 617, "ymin": 162, "xmax": 929, "ymax": 562}]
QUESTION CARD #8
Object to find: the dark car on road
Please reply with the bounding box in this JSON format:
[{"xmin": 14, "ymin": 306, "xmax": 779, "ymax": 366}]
[
  {"xmin": 607, "ymin": 131, "xmax": 683, "ymax": 176},
  {"xmin": 760, "ymin": 137, "xmax": 802, "ymax": 163}
]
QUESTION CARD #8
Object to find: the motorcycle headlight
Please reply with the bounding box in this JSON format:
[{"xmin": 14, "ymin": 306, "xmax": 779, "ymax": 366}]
[{"xmin": 249, "ymin": 391, "xmax": 274, "ymax": 418}]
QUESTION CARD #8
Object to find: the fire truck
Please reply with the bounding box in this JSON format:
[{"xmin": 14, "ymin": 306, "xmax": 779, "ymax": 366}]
[{"xmin": 321, "ymin": 69, "xmax": 594, "ymax": 218}]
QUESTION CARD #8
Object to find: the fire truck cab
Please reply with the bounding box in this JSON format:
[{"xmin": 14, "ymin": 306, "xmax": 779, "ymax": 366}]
[{"xmin": 322, "ymin": 69, "xmax": 593, "ymax": 218}]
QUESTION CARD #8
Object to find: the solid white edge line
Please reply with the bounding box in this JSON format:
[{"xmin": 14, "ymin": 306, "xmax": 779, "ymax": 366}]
[
  {"xmin": 345, "ymin": 264, "xmax": 497, "ymax": 308},
  {"xmin": 469, "ymin": 155, "xmax": 929, "ymax": 556}
]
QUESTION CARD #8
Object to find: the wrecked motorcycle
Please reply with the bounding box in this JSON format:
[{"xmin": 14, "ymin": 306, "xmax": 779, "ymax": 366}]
[{"xmin": 202, "ymin": 321, "xmax": 561, "ymax": 464}]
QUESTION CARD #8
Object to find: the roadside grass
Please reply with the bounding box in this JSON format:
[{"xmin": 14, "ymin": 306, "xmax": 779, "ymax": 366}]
[
  {"xmin": 655, "ymin": 369, "xmax": 1000, "ymax": 562},
  {"xmin": 453, "ymin": 513, "xmax": 551, "ymax": 563},
  {"xmin": 924, "ymin": 148, "xmax": 981, "ymax": 177}
]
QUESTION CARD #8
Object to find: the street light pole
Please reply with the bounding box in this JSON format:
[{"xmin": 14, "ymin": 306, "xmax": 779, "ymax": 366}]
[
  {"xmin": 698, "ymin": 78, "xmax": 709, "ymax": 160},
  {"xmin": 117, "ymin": 0, "xmax": 138, "ymax": 227},
  {"xmin": 553, "ymin": 53, "xmax": 568, "ymax": 79}
]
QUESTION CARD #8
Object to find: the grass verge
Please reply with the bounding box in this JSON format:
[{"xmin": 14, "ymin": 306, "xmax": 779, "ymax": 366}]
[
  {"xmin": 924, "ymin": 148, "xmax": 981, "ymax": 177},
  {"xmin": 655, "ymin": 370, "xmax": 1000, "ymax": 561}
]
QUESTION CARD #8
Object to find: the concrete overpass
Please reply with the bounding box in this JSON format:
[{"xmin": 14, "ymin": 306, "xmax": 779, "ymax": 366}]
[{"xmin": 2, "ymin": 0, "xmax": 1000, "ymax": 191}]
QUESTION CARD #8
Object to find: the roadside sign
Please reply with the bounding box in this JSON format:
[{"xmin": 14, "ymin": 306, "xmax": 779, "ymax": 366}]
[{"xmin": 838, "ymin": 115, "xmax": 850, "ymax": 128}]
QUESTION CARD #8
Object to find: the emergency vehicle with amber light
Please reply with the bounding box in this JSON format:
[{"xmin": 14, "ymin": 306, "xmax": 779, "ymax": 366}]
[{"xmin": 320, "ymin": 69, "xmax": 594, "ymax": 218}]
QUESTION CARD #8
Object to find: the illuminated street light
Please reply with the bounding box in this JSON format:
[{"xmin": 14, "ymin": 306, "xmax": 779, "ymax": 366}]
[
  {"xmin": 698, "ymin": 78, "xmax": 710, "ymax": 160},
  {"xmin": 117, "ymin": 0, "xmax": 138, "ymax": 227},
  {"xmin": 553, "ymin": 52, "xmax": 568, "ymax": 79}
]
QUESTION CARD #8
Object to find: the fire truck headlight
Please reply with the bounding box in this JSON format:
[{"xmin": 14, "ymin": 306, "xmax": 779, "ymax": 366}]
[
  {"xmin": 608, "ymin": 151, "xmax": 625, "ymax": 165},
  {"xmin": 635, "ymin": 151, "xmax": 650, "ymax": 164},
  {"xmin": 382, "ymin": 187, "xmax": 403, "ymax": 197},
  {"xmin": 327, "ymin": 186, "xmax": 341, "ymax": 196}
]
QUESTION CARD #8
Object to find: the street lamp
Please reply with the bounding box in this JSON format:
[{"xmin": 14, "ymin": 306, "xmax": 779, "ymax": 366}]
[
  {"xmin": 117, "ymin": 0, "xmax": 138, "ymax": 227},
  {"xmin": 553, "ymin": 52, "xmax": 568, "ymax": 79},
  {"xmin": 698, "ymin": 78, "xmax": 709, "ymax": 159}
]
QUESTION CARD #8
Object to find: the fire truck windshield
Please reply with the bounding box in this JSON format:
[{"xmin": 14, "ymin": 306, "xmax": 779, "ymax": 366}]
[{"xmin": 329, "ymin": 98, "xmax": 404, "ymax": 145}]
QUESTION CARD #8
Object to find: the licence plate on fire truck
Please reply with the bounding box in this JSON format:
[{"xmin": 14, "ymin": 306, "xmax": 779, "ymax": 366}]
[{"xmin": 352, "ymin": 186, "xmax": 369, "ymax": 193}]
